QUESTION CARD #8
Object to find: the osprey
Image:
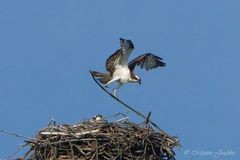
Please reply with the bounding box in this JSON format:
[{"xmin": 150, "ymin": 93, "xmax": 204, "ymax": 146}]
[
  {"xmin": 92, "ymin": 38, "xmax": 166, "ymax": 97},
  {"xmin": 90, "ymin": 114, "xmax": 103, "ymax": 122}
]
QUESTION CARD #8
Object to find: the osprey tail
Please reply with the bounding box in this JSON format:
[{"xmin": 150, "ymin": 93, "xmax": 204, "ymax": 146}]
[{"xmin": 91, "ymin": 71, "xmax": 111, "ymax": 85}]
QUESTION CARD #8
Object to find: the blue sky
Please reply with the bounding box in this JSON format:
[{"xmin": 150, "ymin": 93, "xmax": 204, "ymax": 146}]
[{"xmin": 0, "ymin": 0, "xmax": 240, "ymax": 159}]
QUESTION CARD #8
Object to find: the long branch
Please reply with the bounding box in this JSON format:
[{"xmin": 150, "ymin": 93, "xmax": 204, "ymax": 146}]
[{"xmin": 89, "ymin": 70, "xmax": 178, "ymax": 144}]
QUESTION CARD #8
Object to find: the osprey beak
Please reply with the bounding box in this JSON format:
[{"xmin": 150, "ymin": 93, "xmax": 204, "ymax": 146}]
[{"xmin": 138, "ymin": 78, "xmax": 142, "ymax": 85}]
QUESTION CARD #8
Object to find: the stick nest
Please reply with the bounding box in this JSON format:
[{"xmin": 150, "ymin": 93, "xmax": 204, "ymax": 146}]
[{"xmin": 24, "ymin": 116, "xmax": 179, "ymax": 160}]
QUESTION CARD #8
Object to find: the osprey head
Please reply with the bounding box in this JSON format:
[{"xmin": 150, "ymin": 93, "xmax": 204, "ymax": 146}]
[
  {"xmin": 95, "ymin": 114, "xmax": 103, "ymax": 121},
  {"xmin": 90, "ymin": 114, "xmax": 103, "ymax": 123},
  {"xmin": 134, "ymin": 75, "xmax": 141, "ymax": 85}
]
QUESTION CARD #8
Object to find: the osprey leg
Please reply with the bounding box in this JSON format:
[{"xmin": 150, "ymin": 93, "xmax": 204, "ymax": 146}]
[
  {"xmin": 113, "ymin": 83, "xmax": 123, "ymax": 97},
  {"xmin": 103, "ymin": 76, "xmax": 120, "ymax": 87}
]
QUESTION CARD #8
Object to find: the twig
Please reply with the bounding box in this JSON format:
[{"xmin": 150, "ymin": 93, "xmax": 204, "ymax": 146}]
[
  {"xmin": 89, "ymin": 70, "xmax": 178, "ymax": 145},
  {"xmin": 18, "ymin": 147, "xmax": 33, "ymax": 160},
  {"xmin": 0, "ymin": 129, "xmax": 32, "ymax": 141},
  {"xmin": 105, "ymin": 112, "xmax": 129, "ymax": 120},
  {"xmin": 7, "ymin": 143, "xmax": 28, "ymax": 160},
  {"xmin": 40, "ymin": 129, "xmax": 99, "ymax": 136},
  {"xmin": 145, "ymin": 112, "xmax": 152, "ymax": 127},
  {"xmin": 69, "ymin": 141, "xmax": 75, "ymax": 159},
  {"xmin": 113, "ymin": 117, "xmax": 128, "ymax": 123}
]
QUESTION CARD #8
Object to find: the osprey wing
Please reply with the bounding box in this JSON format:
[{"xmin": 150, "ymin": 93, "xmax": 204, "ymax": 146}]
[
  {"xmin": 119, "ymin": 38, "xmax": 134, "ymax": 61},
  {"xmin": 105, "ymin": 49, "xmax": 122, "ymax": 75},
  {"xmin": 128, "ymin": 53, "xmax": 166, "ymax": 71},
  {"xmin": 106, "ymin": 38, "xmax": 134, "ymax": 74}
]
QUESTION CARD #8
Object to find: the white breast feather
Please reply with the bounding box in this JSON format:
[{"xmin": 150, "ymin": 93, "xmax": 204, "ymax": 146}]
[{"xmin": 113, "ymin": 65, "xmax": 130, "ymax": 84}]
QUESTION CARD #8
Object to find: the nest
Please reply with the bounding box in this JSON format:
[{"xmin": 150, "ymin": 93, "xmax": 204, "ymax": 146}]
[{"xmin": 23, "ymin": 115, "xmax": 179, "ymax": 160}]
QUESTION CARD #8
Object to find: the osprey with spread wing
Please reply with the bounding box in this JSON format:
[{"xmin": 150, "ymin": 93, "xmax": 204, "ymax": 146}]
[{"xmin": 92, "ymin": 38, "xmax": 166, "ymax": 97}]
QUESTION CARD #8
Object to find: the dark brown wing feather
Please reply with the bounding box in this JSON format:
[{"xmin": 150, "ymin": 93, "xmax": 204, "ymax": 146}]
[
  {"xmin": 105, "ymin": 49, "xmax": 122, "ymax": 75},
  {"xmin": 105, "ymin": 38, "xmax": 135, "ymax": 75},
  {"xmin": 128, "ymin": 53, "xmax": 166, "ymax": 71}
]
